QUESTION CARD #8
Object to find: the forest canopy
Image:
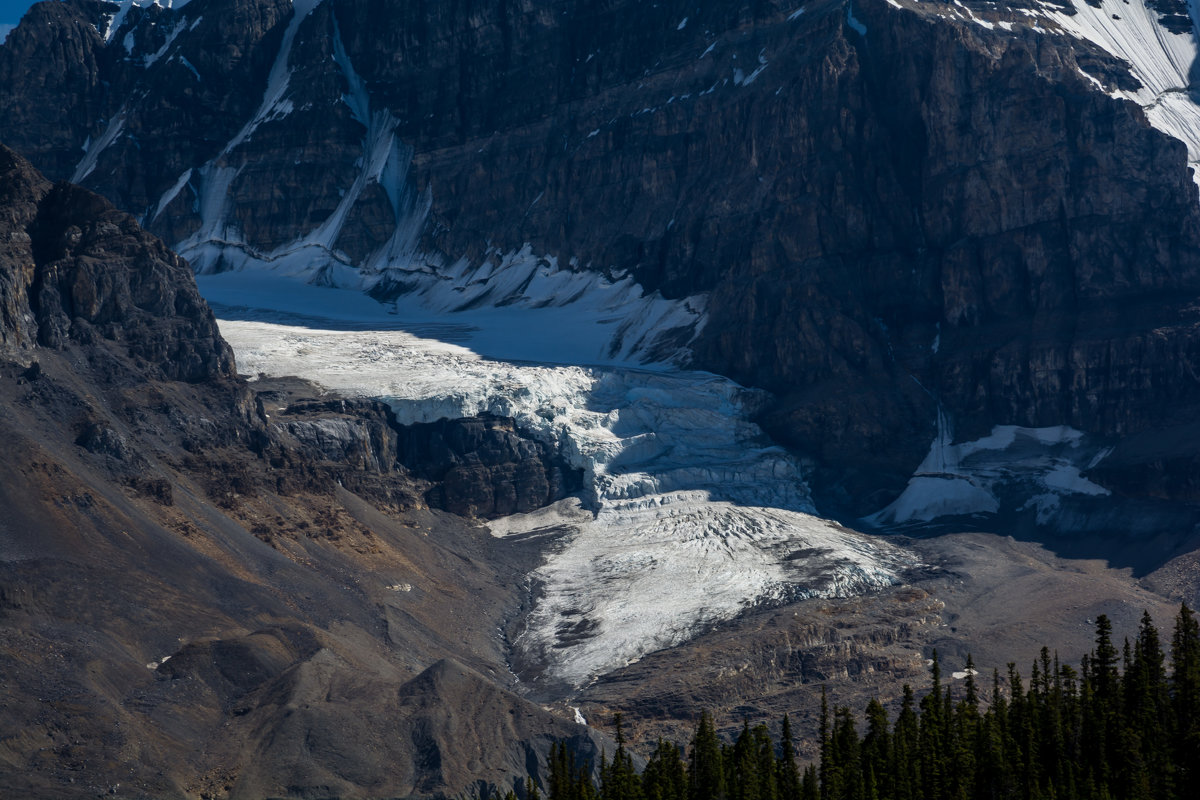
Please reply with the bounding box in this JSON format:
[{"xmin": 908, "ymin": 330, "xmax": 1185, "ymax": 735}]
[{"xmin": 527, "ymin": 604, "xmax": 1200, "ymax": 800}]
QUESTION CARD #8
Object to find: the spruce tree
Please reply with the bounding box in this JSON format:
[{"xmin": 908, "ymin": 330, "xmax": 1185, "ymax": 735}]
[
  {"xmin": 644, "ymin": 739, "xmax": 687, "ymax": 800},
  {"xmin": 1171, "ymin": 602, "xmax": 1200, "ymax": 795},
  {"xmin": 777, "ymin": 714, "xmax": 802, "ymax": 800},
  {"xmin": 819, "ymin": 689, "xmax": 832, "ymax": 800},
  {"xmin": 732, "ymin": 720, "xmax": 761, "ymax": 800},
  {"xmin": 753, "ymin": 724, "xmax": 778, "ymax": 800},
  {"xmin": 689, "ymin": 711, "xmax": 726, "ymax": 800},
  {"xmin": 861, "ymin": 700, "xmax": 890, "ymax": 800},
  {"xmin": 603, "ymin": 714, "xmax": 642, "ymax": 800},
  {"xmin": 893, "ymin": 685, "xmax": 920, "ymax": 800}
]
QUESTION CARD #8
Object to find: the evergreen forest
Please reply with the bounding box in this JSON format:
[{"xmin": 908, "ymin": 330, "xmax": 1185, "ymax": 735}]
[{"xmin": 518, "ymin": 604, "xmax": 1200, "ymax": 800}]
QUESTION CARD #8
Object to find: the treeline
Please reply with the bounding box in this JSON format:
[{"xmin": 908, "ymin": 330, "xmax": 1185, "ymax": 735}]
[{"xmin": 527, "ymin": 604, "xmax": 1200, "ymax": 800}]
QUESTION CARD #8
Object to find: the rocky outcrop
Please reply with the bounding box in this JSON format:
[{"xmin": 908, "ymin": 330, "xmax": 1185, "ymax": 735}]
[
  {"xmin": 272, "ymin": 396, "xmax": 400, "ymax": 473},
  {"xmin": 0, "ymin": 144, "xmax": 235, "ymax": 382},
  {"xmin": 397, "ymin": 414, "xmax": 583, "ymax": 519}
]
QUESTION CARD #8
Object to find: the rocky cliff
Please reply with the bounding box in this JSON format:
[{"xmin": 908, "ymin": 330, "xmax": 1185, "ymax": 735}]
[
  {"xmin": 5, "ymin": 0, "xmax": 1200, "ymax": 516},
  {"xmin": 0, "ymin": 144, "xmax": 235, "ymax": 382}
]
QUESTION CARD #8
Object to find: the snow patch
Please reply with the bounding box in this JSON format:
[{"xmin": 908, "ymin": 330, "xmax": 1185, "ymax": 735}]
[
  {"xmin": 142, "ymin": 19, "xmax": 188, "ymax": 68},
  {"xmin": 221, "ymin": 0, "xmax": 321, "ymax": 156},
  {"xmin": 103, "ymin": 0, "xmax": 192, "ymax": 44},
  {"xmin": 865, "ymin": 412, "xmax": 1112, "ymax": 528},
  {"xmin": 1040, "ymin": 0, "xmax": 1200, "ymax": 182},
  {"xmin": 177, "ymin": 55, "xmax": 201, "ymax": 81},
  {"xmin": 733, "ymin": 51, "xmax": 768, "ymax": 86},
  {"xmin": 151, "ymin": 168, "xmax": 193, "ymax": 222},
  {"xmin": 71, "ymin": 110, "xmax": 127, "ymax": 184}
]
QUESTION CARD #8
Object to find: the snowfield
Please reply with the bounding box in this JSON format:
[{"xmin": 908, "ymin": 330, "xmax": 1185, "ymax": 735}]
[{"xmin": 208, "ymin": 276, "xmax": 912, "ymax": 690}]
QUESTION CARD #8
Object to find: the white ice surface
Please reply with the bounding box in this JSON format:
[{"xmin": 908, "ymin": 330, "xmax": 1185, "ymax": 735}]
[
  {"xmin": 865, "ymin": 412, "xmax": 1111, "ymax": 527},
  {"xmin": 210, "ymin": 287, "xmax": 911, "ymax": 689},
  {"xmin": 197, "ymin": 260, "xmax": 703, "ymax": 368}
]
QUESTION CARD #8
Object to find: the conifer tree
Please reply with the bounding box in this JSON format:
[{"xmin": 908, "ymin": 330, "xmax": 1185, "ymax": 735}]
[
  {"xmin": 753, "ymin": 724, "xmax": 778, "ymax": 800},
  {"xmin": 689, "ymin": 711, "xmax": 726, "ymax": 800},
  {"xmin": 1171, "ymin": 602, "xmax": 1200, "ymax": 794},
  {"xmin": 830, "ymin": 706, "xmax": 863, "ymax": 800},
  {"xmin": 732, "ymin": 721, "xmax": 760, "ymax": 800},
  {"xmin": 603, "ymin": 714, "xmax": 642, "ymax": 800},
  {"xmin": 777, "ymin": 714, "xmax": 802, "ymax": 800},
  {"xmin": 800, "ymin": 766, "xmax": 818, "ymax": 800},
  {"xmin": 818, "ymin": 689, "xmax": 831, "ymax": 800},
  {"xmin": 860, "ymin": 700, "xmax": 890, "ymax": 800},
  {"xmin": 919, "ymin": 652, "xmax": 948, "ymax": 800},
  {"xmin": 643, "ymin": 739, "xmax": 687, "ymax": 800},
  {"xmin": 892, "ymin": 685, "xmax": 920, "ymax": 800}
]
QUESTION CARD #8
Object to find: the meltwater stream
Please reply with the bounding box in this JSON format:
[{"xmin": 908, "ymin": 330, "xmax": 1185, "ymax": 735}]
[{"xmin": 204, "ymin": 276, "xmax": 911, "ymax": 691}]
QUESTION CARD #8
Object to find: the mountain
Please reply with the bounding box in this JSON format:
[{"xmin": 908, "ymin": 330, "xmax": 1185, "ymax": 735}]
[
  {"xmin": 7, "ymin": 0, "xmax": 1200, "ymax": 520},
  {"xmin": 5, "ymin": 0, "xmax": 1200, "ymax": 522},
  {"xmin": 5, "ymin": 0, "xmax": 1200, "ymax": 794},
  {"xmin": 0, "ymin": 142, "xmax": 607, "ymax": 798}
]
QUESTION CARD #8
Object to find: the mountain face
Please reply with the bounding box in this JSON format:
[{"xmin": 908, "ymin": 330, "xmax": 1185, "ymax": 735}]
[
  {"xmin": 5, "ymin": 0, "xmax": 1200, "ymax": 520},
  {"xmin": 5, "ymin": 2, "xmax": 1200, "ymax": 794},
  {"xmin": 0, "ymin": 143, "xmax": 607, "ymax": 798}
]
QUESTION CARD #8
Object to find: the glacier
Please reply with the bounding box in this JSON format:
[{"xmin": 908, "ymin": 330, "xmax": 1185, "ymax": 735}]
[
  {"xmin": 207, "ymin": 275, "xmax": 912, "ymax": 691},
  {"xmin": 92, "ymin": 0, "xmax": 1200, "ymax": 690}
]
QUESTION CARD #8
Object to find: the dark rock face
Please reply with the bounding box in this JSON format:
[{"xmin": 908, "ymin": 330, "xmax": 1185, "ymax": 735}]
[
  {"xmin": 256, "ymin": 390, "xmax": 584, "ymax": 518},
  {"xmin": 397, "ymin": 414, "xmax": 583, "ymax": 518},
  {"xmin": 0, "ymin": 144, "xmax": 235, "ymax": 382},
  {"xmin": 5, "ymin": 0, "xmax": 1200, "ymax": 515},
  {"xmin": 273, "ymin": 396, "xmax": 400, "ymax": 473}
]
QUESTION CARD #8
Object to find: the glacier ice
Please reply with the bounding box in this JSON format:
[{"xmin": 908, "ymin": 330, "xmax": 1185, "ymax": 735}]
[{"xmin": 210, "ymin": 278, "xmax": 911, "ymax": 690}]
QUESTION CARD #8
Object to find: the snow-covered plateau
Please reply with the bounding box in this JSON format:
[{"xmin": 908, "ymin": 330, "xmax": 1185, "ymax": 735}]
[{"xmin": 204, "ymin": 274, "xmax": 913, "ymax": 690}]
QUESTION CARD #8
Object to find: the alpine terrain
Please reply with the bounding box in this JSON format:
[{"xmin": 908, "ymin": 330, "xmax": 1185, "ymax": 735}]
[{"xmin": 2, "ymin": 0, "xmax": 1200, "ymax": 797}]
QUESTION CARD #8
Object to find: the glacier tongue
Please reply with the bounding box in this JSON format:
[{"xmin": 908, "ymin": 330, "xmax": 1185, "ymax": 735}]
[{"xmin": 209, "ymin": 277, "xmax": 910, "ymax": 691}]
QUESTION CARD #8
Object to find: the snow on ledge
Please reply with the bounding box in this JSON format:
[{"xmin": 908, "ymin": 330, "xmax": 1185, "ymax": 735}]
[{"xmin": 864, "ymin": 412, "xmax": 1112, "ymax": 528}]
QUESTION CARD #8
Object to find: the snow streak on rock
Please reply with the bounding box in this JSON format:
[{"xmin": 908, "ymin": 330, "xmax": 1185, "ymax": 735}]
[
  {"xmin": 1042, "ymin": 0, "xmax": 1200, "ymax": 180},
  {"xmin": 210, "ymin": 285, "xmax": 911, "ymax": 691}
]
